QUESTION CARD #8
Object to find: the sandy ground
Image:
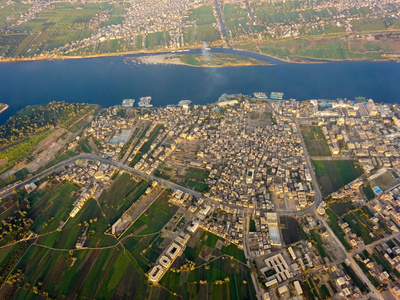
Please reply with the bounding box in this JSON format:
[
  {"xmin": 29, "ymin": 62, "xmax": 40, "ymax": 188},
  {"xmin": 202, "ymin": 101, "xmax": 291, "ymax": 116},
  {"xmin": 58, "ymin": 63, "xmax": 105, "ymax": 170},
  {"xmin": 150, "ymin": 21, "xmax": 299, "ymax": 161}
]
[
  {"xmin": 26, "ymin": 129, "xmax": 72, "ymax": 173},
  {"xmin": 128, "ymin": 54, "xmax": 184, "ymax": 65},
  {"xmin": 33, "ymin": 128, "xmax": 65, "ymax": 155}
]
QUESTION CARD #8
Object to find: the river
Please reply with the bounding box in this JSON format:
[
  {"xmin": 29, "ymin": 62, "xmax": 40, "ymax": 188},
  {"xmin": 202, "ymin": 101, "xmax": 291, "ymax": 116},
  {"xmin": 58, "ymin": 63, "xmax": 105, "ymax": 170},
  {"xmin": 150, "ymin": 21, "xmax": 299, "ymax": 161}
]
[{"xmin": 0, "ymin": 48, "xmax": 399, "ymax": 124}]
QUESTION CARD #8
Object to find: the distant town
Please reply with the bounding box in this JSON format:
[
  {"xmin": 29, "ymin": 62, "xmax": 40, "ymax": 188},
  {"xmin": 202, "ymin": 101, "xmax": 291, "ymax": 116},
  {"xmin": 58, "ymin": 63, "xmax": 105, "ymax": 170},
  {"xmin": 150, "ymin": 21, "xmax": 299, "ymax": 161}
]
[
  {"xmin": 0, "ymin": 0, "xmax": 399, "ymax": 62},
  {"xmin": 0, "ymin": 93, "xmax": 400, "ymax": 299}
]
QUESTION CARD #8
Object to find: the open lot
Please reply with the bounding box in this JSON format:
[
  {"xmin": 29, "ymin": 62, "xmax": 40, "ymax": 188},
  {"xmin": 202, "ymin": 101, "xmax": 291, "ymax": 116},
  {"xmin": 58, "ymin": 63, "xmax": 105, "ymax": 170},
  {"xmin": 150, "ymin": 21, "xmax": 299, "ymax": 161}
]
[
  {"xmin": 369, "ymin": 170, "xmax": 400, "ymax": 192},
  {"xmin": 312, "ymin": 160, "xmax": 363, "ymax": 196},
  {"xmin": 280, "ymin": 216, "xmax": 308, "ymax": 244},
  {"xmin": 301, "ymin": 125, "xmax": 331, "ymax": 156}
]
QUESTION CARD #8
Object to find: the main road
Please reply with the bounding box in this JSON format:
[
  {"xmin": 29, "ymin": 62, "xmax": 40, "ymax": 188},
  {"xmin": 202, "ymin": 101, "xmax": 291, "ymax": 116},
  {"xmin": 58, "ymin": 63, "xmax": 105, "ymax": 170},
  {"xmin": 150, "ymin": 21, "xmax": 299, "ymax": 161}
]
[
  {"xmin": 294, "ymin": 118, "xmax": 324, "ymax": 214},
  {"xmin": 1, "ymin": 119, "xmax": 324, "ymax": 217},
  {"xmin": 0, "ymin": 151, "xmax": 322, "ymax": 217}
]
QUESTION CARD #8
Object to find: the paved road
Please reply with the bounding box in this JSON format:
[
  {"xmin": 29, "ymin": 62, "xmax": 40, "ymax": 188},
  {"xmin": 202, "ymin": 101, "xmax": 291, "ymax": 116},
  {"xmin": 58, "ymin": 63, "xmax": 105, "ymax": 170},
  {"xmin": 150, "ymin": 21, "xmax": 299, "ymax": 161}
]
[
  {"xmin": 0, "ymin": 149, "xmax": 321, "ymax": 217},
  {"xmin": 242, "ymin": 209, "xmax": 263, "ymax": 300},
  {"xmin": 353, "ymin": 231, "xmax": 400, "ymax": 256},
  {"xmin": 293, "ymin": 119, "xmax": 323, "ymax": 215},
  {"xmin": 315, "ymin": 213, "xmax": 384, "ymax": 300}
]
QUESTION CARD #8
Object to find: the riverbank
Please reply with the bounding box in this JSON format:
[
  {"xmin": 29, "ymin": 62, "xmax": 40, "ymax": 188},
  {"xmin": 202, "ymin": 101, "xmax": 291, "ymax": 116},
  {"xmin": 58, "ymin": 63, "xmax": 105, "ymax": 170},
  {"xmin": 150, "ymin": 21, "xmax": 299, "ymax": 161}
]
[
  {"xmin": 0, "ymin": 47, "xmax": 297, "ymax": 65},
  {"xmin": 1, "ymin": 45, "xmax": 396, "ymax": 66}
]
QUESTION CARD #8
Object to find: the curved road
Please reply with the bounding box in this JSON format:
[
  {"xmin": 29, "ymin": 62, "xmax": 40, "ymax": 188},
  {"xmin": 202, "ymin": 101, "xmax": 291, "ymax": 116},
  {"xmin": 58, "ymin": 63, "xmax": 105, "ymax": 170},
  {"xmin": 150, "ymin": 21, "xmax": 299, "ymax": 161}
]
[{"xmin": 0, "ymin": 150, "xmax": 321, "ymax": 216}]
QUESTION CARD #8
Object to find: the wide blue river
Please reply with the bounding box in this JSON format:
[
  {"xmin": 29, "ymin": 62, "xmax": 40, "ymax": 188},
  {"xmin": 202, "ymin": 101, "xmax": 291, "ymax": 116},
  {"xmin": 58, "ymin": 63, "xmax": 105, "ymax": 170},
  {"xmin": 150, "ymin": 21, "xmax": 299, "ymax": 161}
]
[{"xmin": 0, "ymin": 48, "xmax": 399, "ymax": 124}]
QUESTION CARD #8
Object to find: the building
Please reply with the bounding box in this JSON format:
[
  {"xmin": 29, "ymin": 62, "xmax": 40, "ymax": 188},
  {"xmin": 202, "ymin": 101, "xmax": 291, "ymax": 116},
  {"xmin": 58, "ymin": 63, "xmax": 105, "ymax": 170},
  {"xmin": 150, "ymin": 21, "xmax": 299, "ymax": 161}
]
[
  {"xmin": 260, "ymin": 253, "xmax": 292, "ymax": 284},
  {"xmin": 148, "ymin": 265, "xmax": 164, "ymax": 282},
  {"xmin": 366, "ymin": 99, "xmax": 378, "ymax": 116},
  {"xmin": 288, "ymin": 247, "xmax": 297, "ymax": 260},
  {"xmin": 166, "ymin": 243, "xmax": 182, "ymax": 260},
  {"xmin": 266, "ymin": 213, "xmax": 281, "ymax": 246},
  {"xmin": 159, "ymin": 256, "xmax": 171, "ymax": 268},
  {"xmin": 294, "ymin": 281, "xmax": 303, "ymax": 295},
  {"xmin": 187, "ymin": 221, "xmax": 200, "ymax": 233}
]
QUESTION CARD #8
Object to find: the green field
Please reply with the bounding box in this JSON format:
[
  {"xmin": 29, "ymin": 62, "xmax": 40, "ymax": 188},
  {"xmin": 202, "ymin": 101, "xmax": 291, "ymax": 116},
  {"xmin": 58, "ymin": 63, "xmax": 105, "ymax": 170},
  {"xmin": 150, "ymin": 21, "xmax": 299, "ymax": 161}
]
[
  {"xmin": 0, "ymin": 0, "xmax": 30, "ymax": 28},
  {"xmin": 184, "ymin": 24, "xmax": 221, "ymax": 45},
  {"xmin": 130, "ymin": 124, "xmax": 164, "ymax": 167},
  {"xmin": 160, "ymin": 229, "xmax": 255, "ymax": 300},
  {"xmin": 237, "ymin": 33, "xmax": 397, "ymax": 61},
  {"xmin": 184, "ymin": 167, "xmax": 210, "ymax": 192},
  {"xmin": 183, "ymin": 5, "xmax": 220, "ymax": 45},
  {"xmin": 145, "ymin": 31, "xmax": 170, "ymax": 50},
  {"xmin": 121, "ymin": 189, "xmax": 177, "ymax": 238},
  {"xmin": 29, "ymin": 181, "xmax": 80, "ymax": 234},
  {"xmin": 0, "ymin": 129, "xmax": 53, "ymax": 174},
  {"xmin": 343, "ymin": 211, "xmax": 374, "ymax": 245},
  {"xmin": 309, "ymin": 229, "xmax": 328, "ymax": 258},
  {"xmin": 3, "ymin": 2, "xmax": 110, "ymax": 57},
  {"xmin": 223, "ymin": 4, "xmax": 249, "ymax": 40},
  {"xmin": 1, "ymin": 0, "xmax": 399, "ymax": 60},
  {"xmin": 341, "ymin": 263, "xmax": 369, "ymax": 294},
  {"xmin": 1, "ymin": 245, "xmax": 146, "ymax": 299},
  {"xmin": 187, "ymin": 5, "xmax": 215, "ymax": 25},
  {"xmin": 362, "ymin": 184, "xmax": 375, "ymax": 200},
  {"xmin": 312, "ymin": 160, "xmax": 363, "ymax": 196},
  {"xmin": 329, "ymin": 201, "xmax": 354, "ymax": 216},
  {"xmin": 325, "ymin": 209, "xmax": 352, "ymax": 251},
  {"xmin": 0, "ymin": 179, "xmax": 181, "ymax": 298},
  {"xmin": 354, "ymin": 256, "xmax": 381, "ymax": 288},
  {"xmin": 98, "ymin": 173, "xmax": 150, "ymax": 223},
  {"xmin": 301, "ymin": 125, "xmax": 331, "ymax": 156}
]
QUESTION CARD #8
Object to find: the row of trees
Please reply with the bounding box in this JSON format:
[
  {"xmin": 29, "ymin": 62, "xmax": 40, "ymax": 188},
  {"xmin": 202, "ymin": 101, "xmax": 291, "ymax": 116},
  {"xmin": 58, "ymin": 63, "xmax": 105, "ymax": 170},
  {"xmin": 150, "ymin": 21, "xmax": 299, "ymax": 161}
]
[{"xmin": 0, "ymin": 194, "xmax": 33, "ymax": 244}]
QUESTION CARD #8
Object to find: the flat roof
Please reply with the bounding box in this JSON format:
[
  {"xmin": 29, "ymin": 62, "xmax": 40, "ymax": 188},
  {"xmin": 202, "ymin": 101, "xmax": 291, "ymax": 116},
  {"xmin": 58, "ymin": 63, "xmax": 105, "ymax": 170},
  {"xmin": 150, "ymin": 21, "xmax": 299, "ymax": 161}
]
[{"xmin": 268, "ymin": 225, "xmax": 281, "ymax": 245}]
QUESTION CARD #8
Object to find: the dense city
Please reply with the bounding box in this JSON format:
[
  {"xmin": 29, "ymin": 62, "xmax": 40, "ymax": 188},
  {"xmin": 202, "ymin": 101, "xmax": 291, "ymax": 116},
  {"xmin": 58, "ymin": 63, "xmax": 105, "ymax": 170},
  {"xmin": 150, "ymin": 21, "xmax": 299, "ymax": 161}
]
[{"xmin": 0, "ymin": 92, "xmax": 400, "ymax": 299}]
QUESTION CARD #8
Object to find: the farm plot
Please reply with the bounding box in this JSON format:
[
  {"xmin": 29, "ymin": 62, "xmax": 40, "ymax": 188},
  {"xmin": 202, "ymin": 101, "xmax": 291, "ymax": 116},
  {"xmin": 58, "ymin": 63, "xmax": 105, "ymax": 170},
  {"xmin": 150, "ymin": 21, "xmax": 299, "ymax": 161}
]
[
  {"xmin": 301, "ymin": 125, "xmax": 330, "ymax": 156},
  {"xmin": 312, "ymin": 160, "xmax": 363, "ymax": 196}
]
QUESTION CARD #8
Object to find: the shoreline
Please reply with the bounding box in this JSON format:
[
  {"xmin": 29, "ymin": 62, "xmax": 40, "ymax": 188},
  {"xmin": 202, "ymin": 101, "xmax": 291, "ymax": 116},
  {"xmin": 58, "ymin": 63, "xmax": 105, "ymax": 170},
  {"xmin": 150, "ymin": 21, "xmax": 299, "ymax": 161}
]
[
  {"xmin": 0, "ymin": 104, "xmax": 9, "ymax": 114},
  {"xmin": 126, "ymin": 53, "xmax": 273, "ymax": 68},
  {"xmin": 0, "ymin": 46, "xmax": 398, "ymax": 65}
]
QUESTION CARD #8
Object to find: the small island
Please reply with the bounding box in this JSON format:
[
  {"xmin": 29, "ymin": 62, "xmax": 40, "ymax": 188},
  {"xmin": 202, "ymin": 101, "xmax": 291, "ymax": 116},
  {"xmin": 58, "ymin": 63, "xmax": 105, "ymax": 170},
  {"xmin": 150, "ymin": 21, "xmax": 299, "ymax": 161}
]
[
  {"xmin": 131, "ymin": 52, "xmax": 270, "ymax": 67},
  {"xmin": 0, "ymin": 104, "xmax": 8, "ymax": 114}
]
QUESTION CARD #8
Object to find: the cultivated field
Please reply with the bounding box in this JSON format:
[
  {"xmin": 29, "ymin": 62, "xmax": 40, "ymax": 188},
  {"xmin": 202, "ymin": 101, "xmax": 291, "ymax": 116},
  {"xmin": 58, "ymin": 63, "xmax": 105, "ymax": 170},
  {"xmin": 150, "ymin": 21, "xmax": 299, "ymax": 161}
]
[
  {"xmin": 160, "ymin": 229, "xmax": 256, "ymax": 300},
  {"xmin": 301, "ymin": 125, "xmax": 330, "ymax": 156},
  {"xmin": 0, "ymin": 175, "xmax": 180, "ymax": 298},
  {"xmin": 312, "ymin": 160, "xmax": 363, "ymax": 196}
]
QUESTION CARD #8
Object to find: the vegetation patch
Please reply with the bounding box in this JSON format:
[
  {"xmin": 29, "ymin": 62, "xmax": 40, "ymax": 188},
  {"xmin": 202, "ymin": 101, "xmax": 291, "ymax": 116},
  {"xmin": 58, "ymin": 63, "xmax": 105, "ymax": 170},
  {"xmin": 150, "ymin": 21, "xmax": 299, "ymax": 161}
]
[
  {"xmin": 342, "ymin": 211, "xmax": 374, "ymax": 245},
  {"xmin": 0, "ymin": 102, "xmax": 95, "ymax": 146},
  {"xmin": 301, "ymin": 125, "xmax": 331, "ymax": 156},
  {"xmin": 312, "ymin": 160, "xmax": 363, "ymax": 196},
  {"xmin": 325, "ymin": 209, "xmax": 352, "ymax": 251}
]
